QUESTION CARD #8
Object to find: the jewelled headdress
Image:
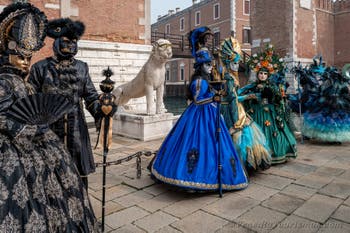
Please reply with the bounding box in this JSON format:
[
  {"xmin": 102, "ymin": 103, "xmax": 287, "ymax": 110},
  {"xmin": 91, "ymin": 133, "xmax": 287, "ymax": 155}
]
[
  {"xmin": 247, "ymin": 44, "xmax": 284, "ymax": 74},
  {"xmin": 0, "ymin": 3, "xmax": 47, "ymax": 57},
  {"xmin": 219, "ymin": 36, "xmax": 241, "ymax": 67}
]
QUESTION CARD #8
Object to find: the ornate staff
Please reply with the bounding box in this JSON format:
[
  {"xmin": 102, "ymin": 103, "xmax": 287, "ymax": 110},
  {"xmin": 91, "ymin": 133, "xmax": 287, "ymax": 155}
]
[
  {"xmin": 210, "ymin": 80, "xmax": 226, "ymax": 198},
  {"xmin": 99, "ymin": 67, "xmax": 116, "ymax": 232}
]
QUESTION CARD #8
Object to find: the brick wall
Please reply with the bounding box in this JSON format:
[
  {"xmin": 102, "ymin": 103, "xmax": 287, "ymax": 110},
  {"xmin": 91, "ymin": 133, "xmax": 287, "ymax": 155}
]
[
  {"xmin": 250, "ymin": 0, "xmax": 293, "ymax": 57},
  {"xmin": 334, "ymin": 1, "xmax": 350, "ymax": 67}
]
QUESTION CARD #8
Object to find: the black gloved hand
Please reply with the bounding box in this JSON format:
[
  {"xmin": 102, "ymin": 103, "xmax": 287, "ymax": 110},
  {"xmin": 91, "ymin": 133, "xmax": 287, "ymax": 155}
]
[{"xmin": 213, "ymin": 94, "xmax": 221, "ymax": 103}]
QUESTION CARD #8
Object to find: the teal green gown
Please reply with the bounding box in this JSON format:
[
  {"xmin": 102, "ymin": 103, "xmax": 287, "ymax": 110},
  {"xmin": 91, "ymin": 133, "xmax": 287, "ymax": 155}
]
[
  {"xmin": 241, "ymin": 80, "xmax": 297, "ymax": 164},
  {"xmin": 220, "ymin": 72, "xmax": 272, "ymax": 170}
]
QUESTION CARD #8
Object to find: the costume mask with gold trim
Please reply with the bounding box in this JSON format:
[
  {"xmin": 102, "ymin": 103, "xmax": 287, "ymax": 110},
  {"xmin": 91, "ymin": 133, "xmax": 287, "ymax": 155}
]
[{"xmin": 0, "ymin": 3, "xmax": 47, "ymax": 73}]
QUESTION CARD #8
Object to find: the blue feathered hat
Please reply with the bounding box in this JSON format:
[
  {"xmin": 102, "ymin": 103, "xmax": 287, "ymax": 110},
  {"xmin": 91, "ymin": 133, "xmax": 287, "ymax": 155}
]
[
  {"xmin": 195, "ymin": 48, "xmax": 212, "ymax": 65},
  {"xmin": 188, "ymin": 26, "xmax": 212, "ymax": 57}
]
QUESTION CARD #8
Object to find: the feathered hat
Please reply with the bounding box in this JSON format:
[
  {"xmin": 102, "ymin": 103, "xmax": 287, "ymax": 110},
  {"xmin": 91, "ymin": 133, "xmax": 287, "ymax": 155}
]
[
  {"xmin": 188, "ymin": 26, "xmax": 212, "ymax": 57},
  {"xmin": 188, "ymin": 27, "xmax": 212, "ymax": 68},
  {"xmin": 220, "ymin": 37, "xmax": 241, "ymax": 66},
  {"xmin": 247, "ymin": 44, "xmax": 284, "ymax": 74},
  {"xmin": 0, "ymin": 2, "xmax": 47, "ymax": 57},
  {"xmin": 47, "ymin": 18, "xmax": 85, "ymax": 40}
]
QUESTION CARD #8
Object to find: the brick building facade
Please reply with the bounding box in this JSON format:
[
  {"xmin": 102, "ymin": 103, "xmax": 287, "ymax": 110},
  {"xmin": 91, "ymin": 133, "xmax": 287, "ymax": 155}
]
[
  {"xmin": 151, "ymin": 0, "xmax": 251, "ymax": 96},
  {"xmin": 250, "ymin": 0, "xmax": 350, "ymax": 68},
  {"xmin": 0, "ymin": 0, "xmax": 154, "ymax": 115}
]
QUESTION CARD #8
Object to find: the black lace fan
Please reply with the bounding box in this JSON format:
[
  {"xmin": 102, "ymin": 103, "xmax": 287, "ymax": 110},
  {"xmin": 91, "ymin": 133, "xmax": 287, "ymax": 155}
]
[{"xmin": 7, "ymin": 93, "xmax": 73, "ymax": 125}]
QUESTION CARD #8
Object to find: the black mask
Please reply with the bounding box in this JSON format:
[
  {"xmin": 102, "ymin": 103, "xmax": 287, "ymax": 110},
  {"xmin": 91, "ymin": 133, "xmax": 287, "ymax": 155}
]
[{"xmin": 53, "ymin": 37, "xmax": 78, "ymax": 59}]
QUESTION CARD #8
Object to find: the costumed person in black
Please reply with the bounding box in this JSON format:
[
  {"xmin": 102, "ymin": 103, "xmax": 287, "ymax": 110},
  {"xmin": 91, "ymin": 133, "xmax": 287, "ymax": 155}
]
[
  {"xmin": 150, "ymin": 27, "xmax": 248, "ymax": 192},
  {"xmin": 29, "ymin": 18, "xmax": 102, "ymax": 188},
  {"xmin": 0, "ymin": 3, "xmax": 99, "ymax": 232}
]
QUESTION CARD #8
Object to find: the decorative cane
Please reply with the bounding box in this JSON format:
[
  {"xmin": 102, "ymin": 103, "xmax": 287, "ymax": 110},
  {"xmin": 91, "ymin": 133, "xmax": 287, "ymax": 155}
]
[
  {"xmin": 211, "ymin": 80, "xmax": 226, "ymax": 198},
  {"xmin": 99, "ymin": 67, "xmax": 116, "ymax": 232}
]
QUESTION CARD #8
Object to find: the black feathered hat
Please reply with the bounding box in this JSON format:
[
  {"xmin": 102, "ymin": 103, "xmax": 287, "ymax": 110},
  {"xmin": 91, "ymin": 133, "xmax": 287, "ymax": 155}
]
[
  {"xmin": 47, "ymin": 18, "xmax": 85, "ymax": 40},
  {"xmin": 0, "ymin": 2, "xmax": 47, "ymax": 57}
]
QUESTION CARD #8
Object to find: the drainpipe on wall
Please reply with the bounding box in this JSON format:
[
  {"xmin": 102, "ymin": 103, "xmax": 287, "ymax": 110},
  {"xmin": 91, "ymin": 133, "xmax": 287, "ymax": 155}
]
[{"xmin": 230, "ymin": 0, "xmax": 236, "ymax": 36}]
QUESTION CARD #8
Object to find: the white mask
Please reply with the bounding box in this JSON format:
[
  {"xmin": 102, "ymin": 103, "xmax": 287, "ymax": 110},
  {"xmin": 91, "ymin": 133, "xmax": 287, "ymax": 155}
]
[
  {"xmin": 201, "ymin": 62, "xmax": 213, "ymax": 75},
  {"xmin": 229, "ymin": 61, "xmax": 239, "ymax": 72}
]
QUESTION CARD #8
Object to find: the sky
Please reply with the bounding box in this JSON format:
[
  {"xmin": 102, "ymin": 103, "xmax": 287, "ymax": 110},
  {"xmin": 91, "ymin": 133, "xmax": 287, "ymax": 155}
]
[{"xmin": 151, "ymin": 0, "xmax": 193, "ymax": 23}]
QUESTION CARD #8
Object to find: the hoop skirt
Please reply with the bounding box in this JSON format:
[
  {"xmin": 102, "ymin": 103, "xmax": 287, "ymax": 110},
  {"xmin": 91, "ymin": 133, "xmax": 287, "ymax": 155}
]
[
  {"xmin": 0, "ymin": 68, "xmax": 99, "ymax": 232},
  {"xmin": 302, "ymin": 76, "xmax": 350, "ymax": 142},
  {"xmin": 220, "ymin": 75, "xmax": 271, "ymax": 170},
  {"xmin": 151, "ymin": 78, "xmax": 248, "ymax": 191},
  {"xmin": 242, "ymin": 81, "xmax": 297, "ymax": 164}
]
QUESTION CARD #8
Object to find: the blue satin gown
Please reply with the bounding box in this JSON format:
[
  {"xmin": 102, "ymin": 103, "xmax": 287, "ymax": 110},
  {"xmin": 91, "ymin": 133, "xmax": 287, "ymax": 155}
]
[{"xmin": 151, "ymin": 77, "xmax": 248, "ymax": 191}]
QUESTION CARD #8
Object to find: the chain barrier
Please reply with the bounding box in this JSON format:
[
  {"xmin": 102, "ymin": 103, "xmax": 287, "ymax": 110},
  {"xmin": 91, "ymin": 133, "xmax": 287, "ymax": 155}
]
[{"xmin": 95, "ymin": 150, "xmax": 157, "ymax": 178}]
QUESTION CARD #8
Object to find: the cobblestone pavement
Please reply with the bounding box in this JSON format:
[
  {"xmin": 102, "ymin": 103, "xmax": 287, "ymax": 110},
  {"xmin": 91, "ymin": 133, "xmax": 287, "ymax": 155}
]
[{"xmin": 88, "ymin": 130, "xmax": 350, "ymax": 233}]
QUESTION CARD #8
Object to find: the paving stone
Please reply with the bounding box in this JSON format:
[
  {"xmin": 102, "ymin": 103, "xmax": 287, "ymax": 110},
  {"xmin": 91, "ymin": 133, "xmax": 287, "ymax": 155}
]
[
  {"xmin": 88, "ymin": 172, "xmax": 123, "ymax": 191},
  {"xmin": 318, "ymin": 178, "xmax": 350, "ymax": 199},
  {"xmin": 154, "ymin": 225, "xmax": 182, "ymax": 233},
  {"xmin": 326, "ymin": 159, "xmax": 350, "ymax": 170},
  {"xmin": 313, "ymin": 167, "xmax": 346, "ymax": 177},
  {"xmin": 297, "ymin": 154, "xmax": 332, "ymax": 167},
  {"xmin": 270, "ymin": 215, "xmax": 320, "ymax": 233},
  {"xmin": 339, "ymin": 170, "xmax": 350, "ymax": 180},
  {"xmin": 317, "ymin": 219, "xmax": 350, "ymax": 233},
  {"xmin": 105, "ymin": 206, "xmax": 149, "ymax": 229},
  {"xmin": 110, "ymin": 224, "xmax": 146, "ymax": 233},
  {"xmin": 331, "ymin": 205, "xmax": 350, "ymax": 224},
  {"xmin": 90, "ymin": 195, "xmax": 124, "ymax": 219},
  {"xmin": 238, "ymin": 183, "xmax": 279, "ymax": 201},
  {"xmin": 294, "ymin": 194, "xmax": 343, "ymax": 223},
  {"xmin": 171, "ymin": 210, "xmax": 229, "ymax": 233},
  {"xmin": 215, "ymin": 222, "xmax": 254, "ymax": 233},
  {"xmin": 163, "ymin": 194, "xmax": 218, "ymax": 218},
  {"xmin": 251, "ymin": 173, "xmax": 294, "ymax": 190},
  {"xmin": 137, "ymin": 192, "xmax": 185, "ymax": 213},
  {"xmin": 262, "ymin": 194, "xmax": 305, "ymax": 214},
  {"xmin": 134, "ymin": 211, "xmax": 179, "ymax": 233},
  {"xmin": 235, "ymin": 206, "xmax": 287, "ymax": 233},
  {"xmin": 260, "ymin": 167, "xmax": 303, "ymax": 180},
  {"xmin": 114, "ymin": 190, "xmax": 154, "ymax": 208},
  {"xmin": 280, "ymin": 184, "xmax": 317, "ymax": 200},
  {"xmin": 122, "ymin": 174, "xmax": 156, "ymax": 189},
  {"xmin": 143, "ymin": 183, "xmax": 169, "ymax": 196},
  {"xmin": 344, "ymin": 196, "xmax": 350, "ymax": 207},
  {"xmin": 279, "ymin": 161, "xmax": 318, "ymax": 175},
  {"xmin": 93, "ymin": 184, "xmax": 137, "ymax": 202},
  {"xmin": 203, "ymin": 195, "xmax": 260, "ymax": 221},
  {"xmin": 294, "ymin": 174, "xmax": 334, "ymax": 189}
]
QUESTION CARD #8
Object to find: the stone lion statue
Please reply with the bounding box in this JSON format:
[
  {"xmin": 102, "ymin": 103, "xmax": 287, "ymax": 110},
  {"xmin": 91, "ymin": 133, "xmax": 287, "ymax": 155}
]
[{"xmin": 113, "ymin": 39, "xmax": 172, "ymax": 115}]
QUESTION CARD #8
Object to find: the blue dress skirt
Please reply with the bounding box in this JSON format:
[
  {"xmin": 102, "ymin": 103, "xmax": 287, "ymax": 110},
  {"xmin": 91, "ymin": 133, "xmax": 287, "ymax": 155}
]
[{"xmin": 151, "ymin": 78, "xmax": 248, "ymax": 191}]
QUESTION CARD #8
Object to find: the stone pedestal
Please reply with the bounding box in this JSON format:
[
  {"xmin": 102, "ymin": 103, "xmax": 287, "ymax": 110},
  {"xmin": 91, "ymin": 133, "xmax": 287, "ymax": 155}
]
[{"xmin": 113, "ymin": 112, "xmax": 178, "ymax": 141}]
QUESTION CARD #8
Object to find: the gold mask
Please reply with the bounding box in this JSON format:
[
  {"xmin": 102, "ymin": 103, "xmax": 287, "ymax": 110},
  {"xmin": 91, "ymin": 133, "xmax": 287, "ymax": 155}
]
[{"xmin": 9, "ymin": 54, "xmax": 31, "ymax": 73}]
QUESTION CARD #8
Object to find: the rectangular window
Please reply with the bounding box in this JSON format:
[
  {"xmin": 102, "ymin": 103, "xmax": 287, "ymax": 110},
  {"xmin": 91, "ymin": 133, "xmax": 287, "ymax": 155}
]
[
  {"xmin": 180, "ymin": 17, "xmax": 184, "ymax": 31},
  {"xmin": 165, "ymin": 24, "xmax": 170, "ymax": 34},
  {"xmin": 166, "ymin": 69, "xmax": 170, "ymax": 81},
  {"xmin": 244, "ymin": 0, "xmax": 250, "ymax": 15},
  {"xmin": 213, "ymin": 31, "xmax": 220, "ymax": 47},
  {"xmin": 213, "ymin": 3, "xmax": 220, "ymax": 20},
  {"xmin": 180, "ymin": 66, "xmax": 185, "ymax": 81},
  {"xmin": 243, "ymin": 28, "xmax": 251, "ymax": 44},
  {"xmin": 195, "ymin": 11, "xmax": 201, "ymax": 26}
]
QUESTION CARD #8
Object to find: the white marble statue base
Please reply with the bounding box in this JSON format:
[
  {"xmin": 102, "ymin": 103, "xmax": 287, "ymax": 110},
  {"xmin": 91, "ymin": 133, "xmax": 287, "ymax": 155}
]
[{"xmin": 113, "ymin": 112, "xmax": 178, "ymax": 141}]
